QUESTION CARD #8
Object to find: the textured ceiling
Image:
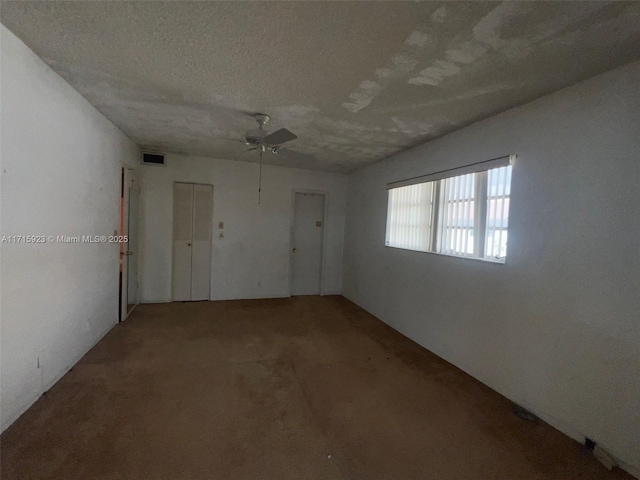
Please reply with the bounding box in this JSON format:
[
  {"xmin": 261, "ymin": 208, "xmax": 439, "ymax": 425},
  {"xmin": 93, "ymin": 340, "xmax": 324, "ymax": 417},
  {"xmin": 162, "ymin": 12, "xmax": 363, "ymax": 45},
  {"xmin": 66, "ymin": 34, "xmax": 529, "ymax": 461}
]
[{"xmin": 2, "ymin": 1, "xmax": 640, "ymax": 172}]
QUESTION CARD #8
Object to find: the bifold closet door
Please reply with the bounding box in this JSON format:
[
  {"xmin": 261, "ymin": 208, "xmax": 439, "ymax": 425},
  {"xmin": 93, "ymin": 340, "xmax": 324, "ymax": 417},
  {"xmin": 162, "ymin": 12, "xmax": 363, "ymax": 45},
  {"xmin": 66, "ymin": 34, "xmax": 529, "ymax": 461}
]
[
  {"xmin": 190, "ymin": 184, "xmax": 213, "ymax": 301},
  {"xmin": 172, "ymin": 183, "xmax": 213, "ymax": 301}
]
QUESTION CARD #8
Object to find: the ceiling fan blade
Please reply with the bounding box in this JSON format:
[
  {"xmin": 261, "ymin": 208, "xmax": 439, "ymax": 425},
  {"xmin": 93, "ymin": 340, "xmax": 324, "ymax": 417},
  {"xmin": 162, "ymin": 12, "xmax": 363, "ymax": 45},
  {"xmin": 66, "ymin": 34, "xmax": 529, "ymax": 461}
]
[
  {"xmin": 215, "ymin": 137, "xmax": 247, "ymax": 144},
  {"xmin": 239, "ymin": 147, "xmax": 257, "ymax": 158},
  {"xmin": 264, "ymin": 128, "xmax": 297, "ymax": 146},
  {"xmin": 273, "ymin": 147, "xmax": 317, "ymax": 164}
]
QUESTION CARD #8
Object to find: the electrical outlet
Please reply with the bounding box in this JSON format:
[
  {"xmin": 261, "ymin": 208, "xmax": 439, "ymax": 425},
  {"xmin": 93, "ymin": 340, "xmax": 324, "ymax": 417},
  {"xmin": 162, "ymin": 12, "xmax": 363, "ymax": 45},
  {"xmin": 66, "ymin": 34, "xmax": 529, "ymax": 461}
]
[
  {"xmin": 258, "ymin": 281, "xmax": 262, "ymax": 287},
  {"xmin": 218, "ymin": 221, "xmax": 224, "ymax": 229},
  {"xmin": 218, "ymin": 231, "xmax": 224, "ymax": 239}
]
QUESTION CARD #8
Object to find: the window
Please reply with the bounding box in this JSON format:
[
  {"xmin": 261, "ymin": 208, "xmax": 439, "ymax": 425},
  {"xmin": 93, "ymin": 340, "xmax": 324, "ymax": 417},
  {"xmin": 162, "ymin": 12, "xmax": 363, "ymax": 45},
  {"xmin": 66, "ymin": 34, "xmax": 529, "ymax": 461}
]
[
  {"xmin": 437, "ymin": 172, "xmax": 476, "ymax": 257},
  {"xmin": 385, "ymin": 157, "xmax": 513, "ymax": 263},
  {"xmin": 485, "ymin": 165, "xmax": 511, "ymax": 259},
  {"xmin": 385, "ymin": 182, "xmax": 432, "ymax": 252}
]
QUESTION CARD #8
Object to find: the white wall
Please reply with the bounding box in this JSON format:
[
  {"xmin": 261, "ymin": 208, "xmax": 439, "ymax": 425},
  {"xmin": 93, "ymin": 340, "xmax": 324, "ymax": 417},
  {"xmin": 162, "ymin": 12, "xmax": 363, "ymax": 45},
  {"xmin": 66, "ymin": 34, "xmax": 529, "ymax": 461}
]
[
  {"xmin": 343, "ymin": 61, "xmax": 640, "ymax": 476},
  {"xmin": 0, "ymin": 26, "xmax": 140, "ymax": 431},
  {"xmin": 139, "ymin": 154, "xmax": 347, "ymax": 302}
]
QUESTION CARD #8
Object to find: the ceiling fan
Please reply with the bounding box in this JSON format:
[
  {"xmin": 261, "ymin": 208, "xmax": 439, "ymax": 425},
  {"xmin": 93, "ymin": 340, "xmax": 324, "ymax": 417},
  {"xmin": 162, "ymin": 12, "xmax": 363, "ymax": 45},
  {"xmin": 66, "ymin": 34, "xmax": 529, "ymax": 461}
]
[
  {"xmin": 242, "ymin": 113, "xmax": 302, "ymax": 203},
  {"xmin": 244, "ymin": 113, "xmax": 298, "ymax": 155}
]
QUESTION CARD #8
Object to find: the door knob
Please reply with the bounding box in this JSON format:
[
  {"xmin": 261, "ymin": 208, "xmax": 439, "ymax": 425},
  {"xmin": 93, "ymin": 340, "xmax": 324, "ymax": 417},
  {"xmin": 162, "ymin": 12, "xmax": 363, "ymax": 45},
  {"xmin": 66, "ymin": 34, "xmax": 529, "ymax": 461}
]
[
  {"xmin": 125, "ymin": 251, "xmax": 134, "ymax": 256},
  {"xmin": 292, "ymin": 248, "xmax": 297, "ymax": 253}
]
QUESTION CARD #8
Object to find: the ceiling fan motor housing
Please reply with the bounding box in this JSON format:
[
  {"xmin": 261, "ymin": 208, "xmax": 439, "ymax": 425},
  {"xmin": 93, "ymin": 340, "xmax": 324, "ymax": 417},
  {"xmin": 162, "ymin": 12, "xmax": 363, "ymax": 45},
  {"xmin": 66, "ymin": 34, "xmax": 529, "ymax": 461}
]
[
  {"xmin": 245, "ymin": 128, "xmax": 265, "ymax": 146},
  {"xmin": 254, "ymin": 113, "xmax": 269, "ymax": 126},
  {"xmin": 245, "ymin": 113, "xmax": 270, "ymax": 146}
]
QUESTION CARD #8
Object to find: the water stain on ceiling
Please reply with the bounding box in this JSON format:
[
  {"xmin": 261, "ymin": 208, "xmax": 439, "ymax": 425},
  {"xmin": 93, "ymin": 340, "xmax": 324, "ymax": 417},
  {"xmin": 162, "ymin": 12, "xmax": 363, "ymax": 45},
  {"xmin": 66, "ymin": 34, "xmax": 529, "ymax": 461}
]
[{"xmin": 1, "ymin": 1, "xmax": 639, "ymax": 172}]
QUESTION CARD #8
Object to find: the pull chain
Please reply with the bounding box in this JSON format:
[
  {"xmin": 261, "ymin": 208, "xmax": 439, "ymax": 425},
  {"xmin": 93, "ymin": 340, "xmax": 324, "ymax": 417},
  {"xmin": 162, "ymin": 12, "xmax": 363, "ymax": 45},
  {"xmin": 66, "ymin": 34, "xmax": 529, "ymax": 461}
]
[{"xmin": 258, "ymin": 148, "xmax": 263, "ymax": 204}]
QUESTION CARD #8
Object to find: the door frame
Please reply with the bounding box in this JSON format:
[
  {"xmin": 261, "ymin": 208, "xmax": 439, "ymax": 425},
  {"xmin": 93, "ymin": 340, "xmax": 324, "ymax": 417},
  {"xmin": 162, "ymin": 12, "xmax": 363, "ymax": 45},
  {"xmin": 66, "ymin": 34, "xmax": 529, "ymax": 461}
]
[
  {"xmin": 288, "ymin": 189, "xmax": 329, "ymax": 297},
  {"xmin": 171, "ymin": 181, "xmax": 214, "ymax": 302},
  {"xmin": 119, "ymin": 166, "xmax": 141, "ymax": 321}
]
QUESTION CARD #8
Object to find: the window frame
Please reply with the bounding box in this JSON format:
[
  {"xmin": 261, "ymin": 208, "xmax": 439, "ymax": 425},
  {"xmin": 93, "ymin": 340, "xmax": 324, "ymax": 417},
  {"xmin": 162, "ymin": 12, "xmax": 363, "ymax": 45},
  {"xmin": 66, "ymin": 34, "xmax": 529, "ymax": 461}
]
[{"xmin": 385, "ymin": 158, "xmax": 514, "ymax": 264}]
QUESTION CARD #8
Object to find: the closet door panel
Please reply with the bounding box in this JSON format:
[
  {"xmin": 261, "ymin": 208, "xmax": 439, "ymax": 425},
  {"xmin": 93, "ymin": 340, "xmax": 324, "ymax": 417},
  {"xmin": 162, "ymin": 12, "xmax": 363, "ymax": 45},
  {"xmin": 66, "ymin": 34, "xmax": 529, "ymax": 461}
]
[
  {"xmin": 190, "ymin": 184, "xmax": 213, "ymax": 301},
  {"xmin": 172, "ymin": 183, "xmax": 194, "ymax": 301}
]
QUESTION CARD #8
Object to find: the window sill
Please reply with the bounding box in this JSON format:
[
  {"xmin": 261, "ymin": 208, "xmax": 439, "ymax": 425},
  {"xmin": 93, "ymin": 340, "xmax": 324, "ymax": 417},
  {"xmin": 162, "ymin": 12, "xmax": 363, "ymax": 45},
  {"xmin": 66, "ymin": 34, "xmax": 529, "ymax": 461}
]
[{"xmin": 384, "ymin": 245, "xmax": 506, "ymax": 265}]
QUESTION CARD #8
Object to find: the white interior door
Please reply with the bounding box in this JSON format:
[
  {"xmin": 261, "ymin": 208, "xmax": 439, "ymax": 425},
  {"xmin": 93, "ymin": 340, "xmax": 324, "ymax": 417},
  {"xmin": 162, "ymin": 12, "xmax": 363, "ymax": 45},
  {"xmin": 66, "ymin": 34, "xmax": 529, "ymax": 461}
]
[
  {"xmin": 291, "ymin": 192, "xmax": 325, "ymax": 296},
  {"xmin": 172, "ymin": 182, "xmax": 212, "ymax": 301}
]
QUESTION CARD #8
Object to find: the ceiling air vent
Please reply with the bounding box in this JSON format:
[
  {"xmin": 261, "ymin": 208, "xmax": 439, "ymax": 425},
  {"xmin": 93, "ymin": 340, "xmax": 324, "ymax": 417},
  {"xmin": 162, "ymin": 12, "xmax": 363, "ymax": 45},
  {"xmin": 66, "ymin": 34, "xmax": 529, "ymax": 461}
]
[{"xmin": 142, "ymin": 152, "xmax": 165, "ymax": 166}]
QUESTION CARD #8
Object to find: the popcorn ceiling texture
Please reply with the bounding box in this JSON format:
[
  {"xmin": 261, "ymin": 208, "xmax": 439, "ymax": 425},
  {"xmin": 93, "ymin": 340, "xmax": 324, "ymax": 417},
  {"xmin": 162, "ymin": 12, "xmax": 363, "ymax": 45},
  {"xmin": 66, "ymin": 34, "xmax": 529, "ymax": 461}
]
[{"xmin": 2, "ymin": 1, "xmax": 639, "ymax": 172}]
